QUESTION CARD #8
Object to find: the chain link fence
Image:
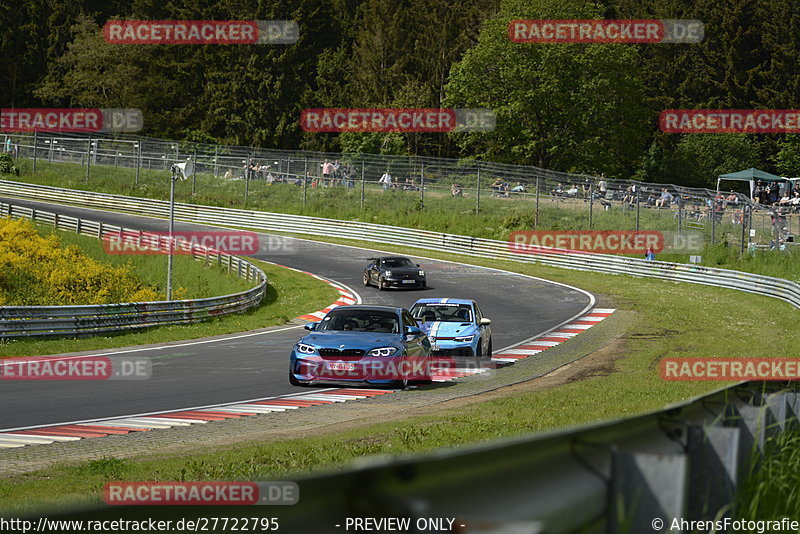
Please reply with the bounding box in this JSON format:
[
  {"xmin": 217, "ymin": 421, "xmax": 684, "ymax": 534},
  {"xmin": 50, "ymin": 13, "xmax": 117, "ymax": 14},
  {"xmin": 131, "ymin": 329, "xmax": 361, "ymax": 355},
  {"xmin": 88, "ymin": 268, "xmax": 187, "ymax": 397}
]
[{"xmin": 2, "ymin": 131, "xmax": 794, "ymax": 254}]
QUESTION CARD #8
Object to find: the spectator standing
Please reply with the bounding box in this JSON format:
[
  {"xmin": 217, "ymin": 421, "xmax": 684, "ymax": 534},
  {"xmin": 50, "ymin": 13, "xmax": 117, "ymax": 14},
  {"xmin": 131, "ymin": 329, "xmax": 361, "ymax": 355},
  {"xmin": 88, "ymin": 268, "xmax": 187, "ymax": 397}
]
[
  {"xmin": 645, "ymin": 246, "xmax": 656, "ymax": 261},
  {"xmin": 379, "ymin": 170, "xmax": 393, "ymax": 191},
  {"xmin": 321, "ymin": 160, "xmax": 334, "ymax": 186}
]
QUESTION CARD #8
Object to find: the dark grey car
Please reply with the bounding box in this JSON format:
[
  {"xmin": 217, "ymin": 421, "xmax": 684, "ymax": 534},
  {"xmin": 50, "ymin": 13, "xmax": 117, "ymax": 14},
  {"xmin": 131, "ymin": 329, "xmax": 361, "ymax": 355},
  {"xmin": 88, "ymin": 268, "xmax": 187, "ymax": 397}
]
[{"xmin": 362, "ymin": 256, "xmax": 427, "ymax": 290}]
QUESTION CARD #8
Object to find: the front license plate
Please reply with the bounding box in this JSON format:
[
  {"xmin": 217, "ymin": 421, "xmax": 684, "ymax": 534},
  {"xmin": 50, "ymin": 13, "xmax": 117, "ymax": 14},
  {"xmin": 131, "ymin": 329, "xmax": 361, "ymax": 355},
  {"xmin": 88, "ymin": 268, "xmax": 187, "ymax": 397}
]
[
  {"xmin": 431, "ymin": 344, "xmax": 440, "ymax": 351},
  {"xmin": 402, "ymin": 279, "xmax": 415, "ymax": 284},
  {"xmin": 326, "ymin": 362, "xmax": 355, "ymax": 371}
]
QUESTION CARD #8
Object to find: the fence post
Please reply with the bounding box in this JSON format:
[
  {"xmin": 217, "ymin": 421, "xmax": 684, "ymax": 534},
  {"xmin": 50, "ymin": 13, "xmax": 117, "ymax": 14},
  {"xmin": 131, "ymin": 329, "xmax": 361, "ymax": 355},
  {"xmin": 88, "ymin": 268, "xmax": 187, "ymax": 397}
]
[
  {"xmin": 711, "ymin": 206, "xmax": 717, "ymax": 245},
  {"xmin": 475, "ymin": 164, "xmax": 481, "ymax": 215},
  {"xmin": 303, "ymin": 158, "xmax": 308, "ymax": 207},
  {"xmin": 360, "ymin": 161, "xmax": 365, "ymax": 210},
  {"xmin": 191, "ymin": 144, "xmax": 197, "ymax": 196},
  {"xmin": 588, "ymin": 182, "xmax": 594, "ymax": 230},
  {"xmin": 420, "ymin": 163, "xmax": 425, "ymax": 207},
  {"xmin": 635, "ymin": 187, "xmax": 640, "ymax": 232},
  {"xmin": 244, "ymin": 152, "xmax": 251, "ymax": 205},
  {"xmin": 85, "ymin": 136, "xmax": 91, "ymax": 183},
  {"xmin": 32, "ymin": 130, "xmax": 38, "ymax": 172},
  {"xmin": 213, "ymin": 146, "xmax": 219, "ymax": 178},
  {"xmin": 135, "ymin": 141, "xmax": 141, "ymax": 186},
  {"xmin": 740, "ymin": 204, "xmax": 749, "ymax": 255},
  {"xmin": 535, "ymin": 176, "xmax": 540, "ymax": 228}
]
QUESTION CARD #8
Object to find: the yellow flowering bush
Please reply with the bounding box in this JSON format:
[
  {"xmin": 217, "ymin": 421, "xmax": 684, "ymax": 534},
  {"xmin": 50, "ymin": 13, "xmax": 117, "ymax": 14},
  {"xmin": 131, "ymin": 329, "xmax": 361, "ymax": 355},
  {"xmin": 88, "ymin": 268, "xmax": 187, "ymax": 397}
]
[{"xmin": 0, "ymin": 218, "xmax": 160, "ymax": 305}]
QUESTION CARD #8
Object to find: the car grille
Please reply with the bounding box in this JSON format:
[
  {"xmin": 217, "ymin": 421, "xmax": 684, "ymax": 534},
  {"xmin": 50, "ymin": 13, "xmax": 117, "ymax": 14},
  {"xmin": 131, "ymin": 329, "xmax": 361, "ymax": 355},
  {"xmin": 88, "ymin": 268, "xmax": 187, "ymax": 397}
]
[
  {"xmin": 432, "ymin": 348, "xmax": 474, "ymax": 357},
  {"xmin": 319, "ymin": 348, "xmax": 365, "ymax": 359}
]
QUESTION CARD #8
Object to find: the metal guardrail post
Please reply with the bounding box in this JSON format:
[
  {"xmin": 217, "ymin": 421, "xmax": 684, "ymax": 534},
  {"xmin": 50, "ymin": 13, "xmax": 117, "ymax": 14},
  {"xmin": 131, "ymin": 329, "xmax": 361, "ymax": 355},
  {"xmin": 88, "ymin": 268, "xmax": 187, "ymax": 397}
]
[
  {"xmin": 535, "ymin": 176, "xmax": 540, "ymax": 227},
  {"xmin": 588, "ymin": 183, "xmax": 593, "ymax": 230}
]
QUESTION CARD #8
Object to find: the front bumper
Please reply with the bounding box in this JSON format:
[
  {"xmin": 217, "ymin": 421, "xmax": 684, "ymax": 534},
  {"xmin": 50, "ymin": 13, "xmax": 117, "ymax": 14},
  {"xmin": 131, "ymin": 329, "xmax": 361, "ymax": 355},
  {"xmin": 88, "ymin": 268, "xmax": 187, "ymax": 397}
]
[
  {"xmin": 290, "ymin": 352, "xmax": 432, "ymax": 384},
  {"xmin": 383, "ymin": 277, "xmax": 425, "ymax": 288},
  {"xmin": 429, "ymin": 339, "xmax": 477, "ymax": 358}
]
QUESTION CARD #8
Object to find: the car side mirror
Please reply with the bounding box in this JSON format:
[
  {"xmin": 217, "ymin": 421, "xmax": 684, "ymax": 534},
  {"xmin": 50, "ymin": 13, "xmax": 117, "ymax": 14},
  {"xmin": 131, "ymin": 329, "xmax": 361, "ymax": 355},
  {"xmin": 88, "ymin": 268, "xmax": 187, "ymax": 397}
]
[
  {"xmin": 479, "ymin": 318, "xmax": 492, "ymax": 325},
  {"xmin": 304, "ymin": 321, "xmax": 319, "ymax": 331},
  {"xmin": 405, "ymin": 326, "xmax": 423, "ymax": 338},
  {"xmin": 416, "ymin": 264, "xmax": 420, "ymax": 267}
]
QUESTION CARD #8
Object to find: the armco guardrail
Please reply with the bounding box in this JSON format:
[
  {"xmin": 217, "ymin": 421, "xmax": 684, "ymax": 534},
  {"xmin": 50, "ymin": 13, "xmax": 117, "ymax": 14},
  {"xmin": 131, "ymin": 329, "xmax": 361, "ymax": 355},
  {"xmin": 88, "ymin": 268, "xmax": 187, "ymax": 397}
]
[
  {"xmin": 39, "ymin": 381, "xmax": 800, "ymax": 532},
  {"xmin": 1, "ymin": 180, "xmax": 798, "ymax": 311},
  {"xmin": 274, "ymin": 381, "xmax": 799, "ymax": 533},
  {"xmin": 0, "ymin": 200, "xmax": 267, "ymax": 338}
]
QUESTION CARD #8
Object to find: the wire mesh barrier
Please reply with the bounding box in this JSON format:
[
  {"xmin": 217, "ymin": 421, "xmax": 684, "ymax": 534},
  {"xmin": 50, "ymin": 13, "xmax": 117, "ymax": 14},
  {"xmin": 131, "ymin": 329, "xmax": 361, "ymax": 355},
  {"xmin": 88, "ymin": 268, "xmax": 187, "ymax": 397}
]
[
  {"xmin": 0, "ymin": 181, "xmax": 798, "ymax": 311},
  {"xmin": 0, "ymin": 201, "xmax": 267, "ymax": 338},
  {"xmin": 2, "ymin": 131, "xmax": 794, "ymax": 252}
]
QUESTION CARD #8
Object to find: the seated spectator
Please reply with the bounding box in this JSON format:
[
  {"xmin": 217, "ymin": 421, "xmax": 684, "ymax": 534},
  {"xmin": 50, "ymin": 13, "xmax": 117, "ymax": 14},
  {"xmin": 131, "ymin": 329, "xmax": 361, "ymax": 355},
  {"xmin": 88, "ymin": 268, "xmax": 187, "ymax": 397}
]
[
  {"xmin": 779, "ymin": 192, "xmax": 792, "ymax": 205},
  {"xmin": 491, "ymin": 178, "xmax": 507, "ymax": 197},
  {"xmin": 451, "ymin": 183, "xmax": 463, "ymax": 197},
  {"xmin": 725, "ymin": 191, "xmax": 738, "ymax": 208},
  {"xmin": 655, "ymin": 188, "xmax": 673, "ymax": 208},
  {"xmin": 565, "ymin": 184, "xmax": 579, "ymax": 197},
  {"xmin": 791, "ymin": 191, "xmax": 800, "ymax": 212},
  {"xmin": 551, "ymin": 183, "xmax": 565, "ymax": 201},
  {"xmin": 511, "ymin": 181, "xmax": 525, "ymax": 193}
]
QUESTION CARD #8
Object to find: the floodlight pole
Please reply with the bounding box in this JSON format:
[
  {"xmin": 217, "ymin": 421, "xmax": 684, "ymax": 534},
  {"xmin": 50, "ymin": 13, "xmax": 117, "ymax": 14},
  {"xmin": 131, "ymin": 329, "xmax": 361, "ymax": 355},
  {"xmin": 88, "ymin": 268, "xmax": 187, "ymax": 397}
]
[{"xmin": 167, "ymin": 168, "xmax": 178, "ymax": 301}]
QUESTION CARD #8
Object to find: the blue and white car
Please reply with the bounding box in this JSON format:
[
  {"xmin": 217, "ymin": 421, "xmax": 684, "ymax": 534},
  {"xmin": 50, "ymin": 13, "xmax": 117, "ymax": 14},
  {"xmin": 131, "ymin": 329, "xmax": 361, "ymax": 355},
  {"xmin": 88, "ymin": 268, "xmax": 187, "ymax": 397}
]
[
  {"xmin": 410, "ymin": 298, "xmax": 492, "ymax": 358},
  {"xmin": 289, "ymin": 305, "xmax": 433, "ymax": 388}
]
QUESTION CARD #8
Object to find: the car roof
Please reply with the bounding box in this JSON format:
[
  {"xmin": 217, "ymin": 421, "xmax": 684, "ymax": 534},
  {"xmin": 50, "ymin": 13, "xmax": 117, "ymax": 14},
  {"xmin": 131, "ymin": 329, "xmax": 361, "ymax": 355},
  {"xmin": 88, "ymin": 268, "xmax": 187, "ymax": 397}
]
[
  {"xmin": 372, "ymin": 256, "xmax": 412, "ymax": 261},
  {"xmin": 326, "ymin": 305, "xmax": 404, "ymax": 314},
  {"xmin": 412, "ymin": 298, "xmax": 474, "ymax": 306}
]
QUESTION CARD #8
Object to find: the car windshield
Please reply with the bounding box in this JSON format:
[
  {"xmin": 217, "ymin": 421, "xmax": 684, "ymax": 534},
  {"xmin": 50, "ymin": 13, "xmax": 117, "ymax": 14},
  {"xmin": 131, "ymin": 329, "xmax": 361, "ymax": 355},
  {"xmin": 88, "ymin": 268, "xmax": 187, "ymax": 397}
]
[
  {"xmin": 381, "ymin": 258, "xmax": 415, "ymax": 268},
  {"xmin": 411, "ymin": 304, "xmax": 472, "ymax": 323},
  {"xmin": 317, "ymin": 310, "xmax": 400, "ymax": 333}
]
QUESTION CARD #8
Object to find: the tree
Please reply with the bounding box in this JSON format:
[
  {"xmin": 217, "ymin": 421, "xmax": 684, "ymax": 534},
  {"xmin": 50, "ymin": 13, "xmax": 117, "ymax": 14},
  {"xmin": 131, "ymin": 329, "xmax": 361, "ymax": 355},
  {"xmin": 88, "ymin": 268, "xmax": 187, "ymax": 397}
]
[{"xmin": 444, "ymin": 0, "xmax": 650, "ymax": 176}]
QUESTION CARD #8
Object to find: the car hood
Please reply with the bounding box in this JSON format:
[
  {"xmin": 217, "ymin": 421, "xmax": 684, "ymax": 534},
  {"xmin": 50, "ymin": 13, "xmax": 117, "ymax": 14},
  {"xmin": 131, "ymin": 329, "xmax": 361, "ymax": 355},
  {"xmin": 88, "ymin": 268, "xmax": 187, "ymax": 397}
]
[
  {"xmin": 301, "ymin": 331, "xmax": 403, "ymax": 349},
  {"xmin": 419, "ymin": 321, "xmax": 476, "ymax": 338}
]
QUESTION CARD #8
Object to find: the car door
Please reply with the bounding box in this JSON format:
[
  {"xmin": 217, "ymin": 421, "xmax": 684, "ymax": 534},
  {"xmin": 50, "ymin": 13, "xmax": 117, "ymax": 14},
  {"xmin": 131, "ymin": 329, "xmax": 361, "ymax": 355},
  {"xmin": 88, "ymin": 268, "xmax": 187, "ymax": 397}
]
[
  {"xmin": 402, "ymin": 310, "xmax": 427, "ymax": 359},
  {"xmin": 370, "ymin": 260, "xmax": 382, "ymax": 281},
  {"xmin": 474, "ymin": 303, "xmax": 491, "ymax": 354},
  {"xmin": 366, "ymin": 261, "xmax": 377, "ymax": 282}
]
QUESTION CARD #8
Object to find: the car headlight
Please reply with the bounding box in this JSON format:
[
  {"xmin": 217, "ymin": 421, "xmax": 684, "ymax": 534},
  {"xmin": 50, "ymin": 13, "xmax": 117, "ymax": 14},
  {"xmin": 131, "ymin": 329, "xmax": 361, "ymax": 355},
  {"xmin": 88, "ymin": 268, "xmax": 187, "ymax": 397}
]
[
  {"xmin": 454, "ymin": 335, "xmax": 475, "ymax": 343},
  {"xmin": 385, "ymin": 270, "xmax": 392, "ymax": 277},
  {"xmin": 296, "ymin": 343, "xmax": 317, "ymax": 354},
  {"xmin": 367, "ymin": 347, "xmax": 398, "ymax": 357},
  {"xmin": 419, "ymin": 270, "xmax": 425, "ymax": 276}
]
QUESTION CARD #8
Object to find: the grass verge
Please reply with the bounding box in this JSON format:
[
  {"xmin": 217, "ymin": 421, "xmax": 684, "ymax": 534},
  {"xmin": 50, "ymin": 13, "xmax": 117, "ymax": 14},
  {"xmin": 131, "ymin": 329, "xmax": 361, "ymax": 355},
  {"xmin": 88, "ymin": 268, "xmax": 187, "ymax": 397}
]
[
  {"xmin": 8, "ymin": 159, "xmax": 795, "ymax": 278},
  {"xmin": 0, "ymin": 257, "xmax": 339, "ymax": 358},
  {"xmin": 0, "ymin": 235, "xmax": 796, "ymax": 514}
]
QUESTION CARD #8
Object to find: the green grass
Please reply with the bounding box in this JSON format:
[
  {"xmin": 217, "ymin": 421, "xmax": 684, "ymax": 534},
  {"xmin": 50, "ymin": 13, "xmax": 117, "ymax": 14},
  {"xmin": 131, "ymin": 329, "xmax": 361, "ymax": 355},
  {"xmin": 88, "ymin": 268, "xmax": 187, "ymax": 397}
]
[
  {"xmin": 0, "ymin": 258, "xmax": 338, "ymax": 358},
  {"xmin": 736, "ymin": 427, "xmax": 800, "ymax": 518},
  {"xmin": 1, "ymin": 237, "xmax": 797, "ymax": 514},
  {"xmin": 8, "ymin": 158, "xmax": 792, "ymax": 277}
]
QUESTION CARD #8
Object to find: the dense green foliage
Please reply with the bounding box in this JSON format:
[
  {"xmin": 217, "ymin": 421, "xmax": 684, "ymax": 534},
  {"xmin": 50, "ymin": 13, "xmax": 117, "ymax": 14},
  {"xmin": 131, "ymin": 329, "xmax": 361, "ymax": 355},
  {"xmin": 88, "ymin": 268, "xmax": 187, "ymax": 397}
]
[{"xmin": 3, "ymin": 0, "xmax": 800, "ymax": 182}]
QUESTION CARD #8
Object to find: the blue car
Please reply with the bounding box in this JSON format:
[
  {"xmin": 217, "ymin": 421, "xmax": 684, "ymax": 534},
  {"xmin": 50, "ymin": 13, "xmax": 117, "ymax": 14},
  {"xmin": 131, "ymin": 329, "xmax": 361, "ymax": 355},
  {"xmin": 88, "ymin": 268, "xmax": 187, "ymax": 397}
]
[
  {"xmin": 289, "ymin": 305, "xmax": 433, "ymax": 388},
  {"xmin": 410, "ymin": 298, "xmax": 493, "ymax": 358}
]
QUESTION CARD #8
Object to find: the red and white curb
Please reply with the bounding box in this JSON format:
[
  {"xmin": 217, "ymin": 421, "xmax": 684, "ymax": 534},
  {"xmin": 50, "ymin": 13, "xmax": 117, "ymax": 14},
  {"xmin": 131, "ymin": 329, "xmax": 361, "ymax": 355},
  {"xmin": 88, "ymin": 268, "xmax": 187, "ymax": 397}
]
[
  {"xmin": 0, "ymin": 308, "xmax": 614, "ymax": 448},
  {"xmin": 275, "ymin": 267, "xmax": 359, "ymax": 322},
  {"xmin": 491, "ymin": 308, "xmax": 615, "ymax": 363},
  {"xmin": 0, "ymin": 389, "xmax": 394, "ymax": 449}
]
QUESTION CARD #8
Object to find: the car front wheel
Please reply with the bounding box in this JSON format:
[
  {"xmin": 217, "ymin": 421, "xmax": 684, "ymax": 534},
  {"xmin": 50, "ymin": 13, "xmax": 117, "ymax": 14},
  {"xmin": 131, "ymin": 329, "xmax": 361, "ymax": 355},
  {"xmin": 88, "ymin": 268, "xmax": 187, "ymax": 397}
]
[{"xmin": 362, "ymin": 272, "xmax": 371, "ymax": 286}]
